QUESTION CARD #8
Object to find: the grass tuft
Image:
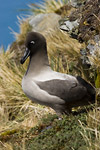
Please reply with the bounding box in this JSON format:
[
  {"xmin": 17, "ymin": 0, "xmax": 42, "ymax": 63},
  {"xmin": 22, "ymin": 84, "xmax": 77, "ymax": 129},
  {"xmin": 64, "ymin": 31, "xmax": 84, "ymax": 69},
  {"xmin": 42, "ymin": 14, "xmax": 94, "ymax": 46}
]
[
  {"xmin": 10, "ymin": 17, "xmax": 32, "ymax": 43},
  {"xmin": 46, "ymin": 28, "xmax": 83, "ymax": 75},
  {"xmin": 29, "ymin": 0, "xmax": 70, "ymax": 14},
  {"xmin": 80, "ymin": 108, "xmax": 100, "ymax": 150}
]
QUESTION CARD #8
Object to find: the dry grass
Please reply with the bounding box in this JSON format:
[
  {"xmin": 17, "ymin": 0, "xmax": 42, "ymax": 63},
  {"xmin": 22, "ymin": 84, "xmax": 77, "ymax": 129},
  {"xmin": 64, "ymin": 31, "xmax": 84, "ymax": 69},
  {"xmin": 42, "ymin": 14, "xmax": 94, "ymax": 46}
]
[
  {"xmin": 10, "ymin": 17, "xmax": 32, "ymax": 43},
  {"xmin": 0, "ymin": 50, "xmax": 27, "ymax": 105},
  {"xmin": 79, "ymin": 108, "xmax": 100, "ymax": 150},
  {"xmin": 0, "ymin": 142, "xmax": 13, "ymax": 150},
  {"xmin": 29, "ymin": 0, "xmax": 69, "ymax": 14},
  {"xmin": 47, "ymin": 29, "xmax": 82, "ymax": 58},
  {"xmin": 80, "ymin": 46, "xmax": 100, "ymax": 150},
  {"xmin": 45, "ymin": 29, "xmax": 83, "ymax": 75},
  {"xmin": 16, "ymin": 19, "xmax": 32, "ymax": 43},
  {"xmin": 0, "ymin": 49, "xmax": 54, "ymax": 145}
]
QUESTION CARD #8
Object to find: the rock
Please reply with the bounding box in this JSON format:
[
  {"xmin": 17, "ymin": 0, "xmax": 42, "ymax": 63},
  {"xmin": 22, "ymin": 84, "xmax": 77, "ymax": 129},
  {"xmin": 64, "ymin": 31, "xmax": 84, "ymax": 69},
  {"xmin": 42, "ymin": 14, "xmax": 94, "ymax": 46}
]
[
  {"xmin": 29, "ymin": 13, "xmax": 61, "ymax": 33},
  {"xmin": 80, "ymin": 49, "xmax": 90, "ymax": 66},
  {"xmin": 60, "ymin": 19, "xmax": 79, "ymax": 39},
  {"xmin": 87, "ymin": 35, "xmax": 100, "ymax": 55},
  {"xmin": 80, "ymin": 35, "xmax": 100, "ymax": 67},
  {"xmin": 71, "ymin": 0, "xmax": 87, "ymax": 7},
  {"xmin": 60, "ymin": 19, "xmax": 79, "ymax": 31}
]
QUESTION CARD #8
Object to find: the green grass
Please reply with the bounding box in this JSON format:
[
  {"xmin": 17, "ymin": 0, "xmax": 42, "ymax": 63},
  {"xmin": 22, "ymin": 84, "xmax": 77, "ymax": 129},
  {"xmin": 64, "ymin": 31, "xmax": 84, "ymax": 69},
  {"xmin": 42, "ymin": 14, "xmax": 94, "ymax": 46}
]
[{"xmin": 2, "ymin": 113, "xmax": 87, "ymax": 150}]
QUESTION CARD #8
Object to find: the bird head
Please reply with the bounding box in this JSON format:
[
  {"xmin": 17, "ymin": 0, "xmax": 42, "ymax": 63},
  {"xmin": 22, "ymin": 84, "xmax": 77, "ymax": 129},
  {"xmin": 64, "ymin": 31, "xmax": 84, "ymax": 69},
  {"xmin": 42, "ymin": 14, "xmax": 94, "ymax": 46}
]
[{"xmin": 20, "ymin": 32, "xmax": 46, "ymax": 64}]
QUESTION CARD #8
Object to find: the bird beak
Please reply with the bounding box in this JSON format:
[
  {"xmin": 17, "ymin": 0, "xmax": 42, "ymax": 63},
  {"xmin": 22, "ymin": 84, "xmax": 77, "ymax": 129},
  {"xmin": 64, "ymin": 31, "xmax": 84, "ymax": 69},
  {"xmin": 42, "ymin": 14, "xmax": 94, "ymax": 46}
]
[{"xmin": 20, "ymin": 48, "xmax": 30, "ymax": 64}]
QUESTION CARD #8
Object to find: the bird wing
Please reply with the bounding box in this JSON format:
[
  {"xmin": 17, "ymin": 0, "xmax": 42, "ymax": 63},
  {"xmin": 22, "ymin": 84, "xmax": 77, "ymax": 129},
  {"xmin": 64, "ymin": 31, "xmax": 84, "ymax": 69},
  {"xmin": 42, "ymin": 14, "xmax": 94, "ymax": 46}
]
[{"xmin": 36, "ymin": 79, "xmax": 87, "ymax": 102}]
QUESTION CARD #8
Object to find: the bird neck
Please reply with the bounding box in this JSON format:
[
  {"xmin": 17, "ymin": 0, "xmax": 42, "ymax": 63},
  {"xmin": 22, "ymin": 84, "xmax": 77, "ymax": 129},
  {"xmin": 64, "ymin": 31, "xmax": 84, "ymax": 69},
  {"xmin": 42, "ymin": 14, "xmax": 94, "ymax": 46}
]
[{"xmin": 25, "ymin": 48, "xmax": 50, "ymax": 76}]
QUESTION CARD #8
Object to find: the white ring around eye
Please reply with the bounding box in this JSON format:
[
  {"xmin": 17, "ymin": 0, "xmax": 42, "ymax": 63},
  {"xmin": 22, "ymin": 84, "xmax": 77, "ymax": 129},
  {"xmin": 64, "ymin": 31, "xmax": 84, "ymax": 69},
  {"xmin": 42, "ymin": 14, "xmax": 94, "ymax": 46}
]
[{"xmin": 30, "ymin": 41, "xmax": 35, "ymax": 44}]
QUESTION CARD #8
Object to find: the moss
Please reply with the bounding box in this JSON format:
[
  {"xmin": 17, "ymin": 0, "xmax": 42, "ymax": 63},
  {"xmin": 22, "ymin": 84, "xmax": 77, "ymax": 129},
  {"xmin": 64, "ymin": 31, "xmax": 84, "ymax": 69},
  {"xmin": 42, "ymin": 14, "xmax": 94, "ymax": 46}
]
[
  {"xmin": 4, "ymin": 113, "xmax": 88, "ymax": 150},
  {"xmin": 1, "ymin": 110, "xmax": 100, "ymax": 150},
  {"xmin": 95, "ymin": 70, "xmax": 100, "ymax": 88},
  {"xmin": 0, "ymin": 129, "xmax": 20, "ymax": 141},
  {"xmin": 25, "ymin": 114, "xmax": 87, "ymax": 150}
]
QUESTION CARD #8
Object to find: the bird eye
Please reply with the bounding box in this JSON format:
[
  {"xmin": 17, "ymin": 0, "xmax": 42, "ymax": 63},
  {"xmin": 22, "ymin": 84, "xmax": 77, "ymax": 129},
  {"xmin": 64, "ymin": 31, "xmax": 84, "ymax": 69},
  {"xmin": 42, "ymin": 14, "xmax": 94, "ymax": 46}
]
[{"xmin": 30, "ymin": 41, "xmax": 35, "ymax": 44}]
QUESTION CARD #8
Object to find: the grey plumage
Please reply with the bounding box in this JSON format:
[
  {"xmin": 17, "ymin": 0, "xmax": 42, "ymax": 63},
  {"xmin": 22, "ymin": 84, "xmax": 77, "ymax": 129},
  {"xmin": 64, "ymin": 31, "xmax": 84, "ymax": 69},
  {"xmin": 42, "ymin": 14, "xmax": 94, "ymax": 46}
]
[
  {"xmin": 20, "ymin": 32, "xmax": 96, "ymax": 115},
  {"xmin": 36, "ymin": 79, "xmax": 86, "ymax": 102}
]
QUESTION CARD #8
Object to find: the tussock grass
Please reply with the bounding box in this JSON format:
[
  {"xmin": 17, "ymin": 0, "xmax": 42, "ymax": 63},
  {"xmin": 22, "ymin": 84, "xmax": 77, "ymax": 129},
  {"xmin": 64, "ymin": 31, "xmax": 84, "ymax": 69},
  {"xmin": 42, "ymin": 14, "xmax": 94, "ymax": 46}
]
[
  {"xmin": 0, "ymin": 50, "xmax": 26, "ymax": 105},
  {"xmin": 16, "ymin": 18, "xmax": 32, "ymax": 43},
  {"xmin": 0, "ymin": 49, "xmax": 54, "ymax": 142},
  {"xmin": 46, "ymin": 29, "xmax": 83, "ymax": 75},
  {"xmin": 47, "ymin": 29, "xmax": 82, "ymax": 58},
  {"xmin": 29, "ymin": 0, "xmax": 69, "ymax": 14},
  {"xmin": 10, "ymin": 17, "xmax": 32, "ymax": 43}
]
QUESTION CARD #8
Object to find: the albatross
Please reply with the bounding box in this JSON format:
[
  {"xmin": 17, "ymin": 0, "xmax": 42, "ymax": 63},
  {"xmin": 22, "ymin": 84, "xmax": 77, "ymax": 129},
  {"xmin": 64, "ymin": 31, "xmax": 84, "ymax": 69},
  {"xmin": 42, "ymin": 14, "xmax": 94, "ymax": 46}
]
[{"xmin": 20, "ymin": 32, "xmax": 95, "ymax": 115}]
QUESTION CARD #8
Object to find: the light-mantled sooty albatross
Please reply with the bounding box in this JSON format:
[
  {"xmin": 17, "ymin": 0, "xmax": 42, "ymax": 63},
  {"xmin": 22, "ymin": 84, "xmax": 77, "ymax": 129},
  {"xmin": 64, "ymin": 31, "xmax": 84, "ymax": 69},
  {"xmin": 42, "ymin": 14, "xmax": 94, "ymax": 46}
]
[{"xmin": 20, "ymin": 32, "xmax": 96, "ymax": 115}]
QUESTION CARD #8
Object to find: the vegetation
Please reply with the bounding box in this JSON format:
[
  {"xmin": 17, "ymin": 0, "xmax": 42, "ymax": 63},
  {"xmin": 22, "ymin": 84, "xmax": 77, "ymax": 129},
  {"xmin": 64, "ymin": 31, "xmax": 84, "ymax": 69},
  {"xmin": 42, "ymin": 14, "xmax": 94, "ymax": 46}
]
[
  {"xmin": 2, "ymin": 113, "xmax": 87, "ymax": 150},
  {"xmin": 0, "ymin": 48, "xmax": 54, "ymax": 150},
  {"xmin": 28, "ymin": 0, "xmax": 70, "ymax": 15},
  {"xmin": 80, "ymin": 108, "xmax": 100, "ymax": 150},
  {"xmin": 0, "ymin": 0, "xmax": 100, "ymax": 149},
  {"xmin": 46, "ymin": 29, "xmax": 83, "ymax": 75}
]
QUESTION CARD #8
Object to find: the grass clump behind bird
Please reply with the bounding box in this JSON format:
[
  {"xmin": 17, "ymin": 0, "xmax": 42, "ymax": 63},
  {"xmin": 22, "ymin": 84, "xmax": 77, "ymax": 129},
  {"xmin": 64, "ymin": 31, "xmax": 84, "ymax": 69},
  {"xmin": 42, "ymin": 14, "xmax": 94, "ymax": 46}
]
[
  {"xmin": 46, "ymin": 29, "xmax": 85, "ymax": 77},
  {"xmin": 10, "ymin": 17, "xmax": 32, "ymax": 44}
]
